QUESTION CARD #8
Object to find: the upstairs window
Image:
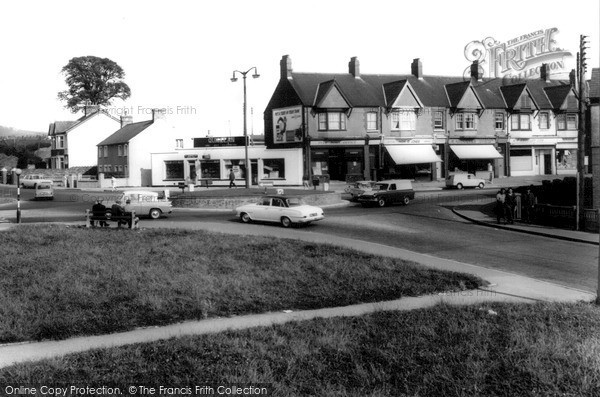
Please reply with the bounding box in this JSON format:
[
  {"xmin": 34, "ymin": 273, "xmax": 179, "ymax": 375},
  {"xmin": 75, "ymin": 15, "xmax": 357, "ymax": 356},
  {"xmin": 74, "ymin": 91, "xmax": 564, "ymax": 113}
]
[
  {"xmin": 176, "ymin": 139, "xmax": 184, "ymax": 148},
  {"xmin": 538, "ymin": 112, "xmax": 550, "ymax": 130},
  {"xmin": 455, "ymin": 113, "xmax": 477, "ymax": 130},
  {"xmin": 391, "ymin": 110, "xmax": 416, "ymax": 131},
  {"xmin": 494, "ymin": 112, "xmax": 504, "ymax": 130},
  {"xmin": 511, "ymin": 114, "xmax": 531, "ymax": 130},
  {"xmin": 366, "ymin": 112, "xmax": 378, "ymax": 131},
  {"xmin": 118, "ymin": 145, "xmax": 123, "ymax": 156},
  {"xmin": 318, "ymin": 112, "xmax": 346, "ymax": 131},
  {"xmin": 434, "ymin": 111, "xmax": 444, "ymax": 130},
  {"xmin": 557, "ymin": 113, "xmax": 577, "ymax": 130}
]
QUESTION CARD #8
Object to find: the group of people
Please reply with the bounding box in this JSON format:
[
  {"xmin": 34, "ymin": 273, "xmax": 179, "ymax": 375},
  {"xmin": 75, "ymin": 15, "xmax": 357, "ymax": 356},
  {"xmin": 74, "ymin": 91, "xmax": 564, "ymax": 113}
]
[
  {"xmin": 91, "ymin": 199, "xmax": 138, "ymax": 228},
  {"xmin": 495, "ymin": 186, "xmax": 536, "ymax": 224}
]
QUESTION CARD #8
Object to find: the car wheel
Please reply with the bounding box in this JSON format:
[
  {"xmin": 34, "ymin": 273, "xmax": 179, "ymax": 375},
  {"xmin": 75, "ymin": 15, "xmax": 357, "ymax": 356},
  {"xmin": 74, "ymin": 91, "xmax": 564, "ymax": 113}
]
[
  {"xmin": 456, "ymin": 183, "xmax": 463, "ymax": 190},
  {"xmin": 377, "ymin": 198, "xmax": 386, "ymax": 207},
  {"xmin": 240, "ymin": 213, "xmax": 251, "ymax": 223},
  {"xmin": 478, "ymin": 182, "xmax": 485, "ymax": 189},
  {"xmin": 402, "ymin": 196, "xmax": 410, "ymax": 205},
  {"xmin": 149, "ymin": 208, "xmax": 162, "ymax": 219},
  {"xmin": 281, "ymin": 216, "xmax": 292, "ymax": 228}
]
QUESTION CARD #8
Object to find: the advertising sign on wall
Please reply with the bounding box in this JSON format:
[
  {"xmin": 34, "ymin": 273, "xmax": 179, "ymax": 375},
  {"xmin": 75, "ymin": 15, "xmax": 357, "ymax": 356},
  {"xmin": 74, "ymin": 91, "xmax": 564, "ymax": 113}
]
[{"xmin": 273, "ymin": 106, "xmax": 303, "ymax": 144}]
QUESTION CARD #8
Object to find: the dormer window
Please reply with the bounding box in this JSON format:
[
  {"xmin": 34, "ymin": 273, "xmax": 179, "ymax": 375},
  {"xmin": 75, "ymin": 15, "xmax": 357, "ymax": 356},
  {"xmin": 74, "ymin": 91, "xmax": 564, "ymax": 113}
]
[
  {"xmin": 318, "ymin": 112, "xmax": 346, "ymax": 131},
  {"xmin": 391, "ymin": 110, "xmax": 416, "ymax": 131}
]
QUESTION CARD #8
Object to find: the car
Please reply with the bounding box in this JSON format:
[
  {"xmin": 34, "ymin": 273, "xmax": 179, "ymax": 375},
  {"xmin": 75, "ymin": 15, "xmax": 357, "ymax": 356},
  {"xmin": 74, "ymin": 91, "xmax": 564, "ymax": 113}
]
[
  {"xmin": 21, "ymin": 174, "xmax": 53, "ymax": 188},
  {"xmin": 446, "ymin": 173, "xmax": 485, "ymax": 189},
  {"xmin": 345, "ymin": 180, "xmax": 376, "ymax": 201},
  {"xmin": 34, "ymin": 181, "xmax": 54, "ymax": 200},
  {"xmin": 106, "ymin": 190, "xmax": 172, "ymax": 219},
  {"xmin": 357, "ymin": 179, "xmax": 415, "ymax": 207},
  {"xmin": 235, "ymin": 195, "xmax": 325, "ymax": 227}
]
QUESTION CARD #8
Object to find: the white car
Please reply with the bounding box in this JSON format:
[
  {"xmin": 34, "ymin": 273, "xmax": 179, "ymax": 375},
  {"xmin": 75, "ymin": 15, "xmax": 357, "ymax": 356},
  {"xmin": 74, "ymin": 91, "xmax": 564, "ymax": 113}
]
[
  {"xmin": 106, "ymin": 190, "xmax": 172, "ymax": 219},
  {"xmin": 21, "ymin": 174, "xmax": 53, "ymax": 188},
  {"xmin": 235, "ymin": 195, "xmax": 325, "ymax": 227}
]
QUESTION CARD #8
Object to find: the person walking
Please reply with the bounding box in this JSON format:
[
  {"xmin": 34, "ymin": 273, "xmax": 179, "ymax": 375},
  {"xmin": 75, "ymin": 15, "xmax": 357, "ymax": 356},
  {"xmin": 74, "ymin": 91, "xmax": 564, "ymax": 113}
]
[
  {"xmin": 495, "ymin": 188, "xmax": 506, "ymax": 224},
  {"xmin": 228, "ymin": 169, "xmax": 236, "ymax": 188},
  {"xmin": 505, "ymin": 188, "xmax": 516, "ymax": 224}
]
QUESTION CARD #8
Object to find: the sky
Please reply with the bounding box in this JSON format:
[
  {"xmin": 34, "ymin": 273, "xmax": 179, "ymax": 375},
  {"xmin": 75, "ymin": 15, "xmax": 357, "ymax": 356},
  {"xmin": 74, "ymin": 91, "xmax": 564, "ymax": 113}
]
[{"xmin": 1, "ymin": 0, "xmax": 598, "ymax": 135}]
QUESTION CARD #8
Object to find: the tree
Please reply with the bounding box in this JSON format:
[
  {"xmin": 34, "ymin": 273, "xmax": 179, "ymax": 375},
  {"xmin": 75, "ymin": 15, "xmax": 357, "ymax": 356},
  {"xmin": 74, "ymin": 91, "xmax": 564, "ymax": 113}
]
[{"xmin": 58, "ymin": 56, "xmax": 131, "ymax": 113}]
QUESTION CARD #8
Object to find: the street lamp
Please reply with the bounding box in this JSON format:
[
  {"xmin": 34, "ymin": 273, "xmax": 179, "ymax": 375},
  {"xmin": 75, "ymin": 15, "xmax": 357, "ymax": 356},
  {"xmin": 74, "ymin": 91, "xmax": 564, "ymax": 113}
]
[
  {"xmin": 231, "ymin": 67, "xmax": 260, "ymax": 188},
  {"xmin": 14, "ymin": 168, "xmax": 22, "ymax": 223}
]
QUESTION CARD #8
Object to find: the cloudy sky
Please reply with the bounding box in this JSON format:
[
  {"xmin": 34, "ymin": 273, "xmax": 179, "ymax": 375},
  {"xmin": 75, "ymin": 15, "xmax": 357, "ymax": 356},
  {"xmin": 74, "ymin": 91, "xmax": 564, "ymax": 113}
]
[{"xmin": 1, "ymin": 0, "xmax": 598, "ymax": 135}]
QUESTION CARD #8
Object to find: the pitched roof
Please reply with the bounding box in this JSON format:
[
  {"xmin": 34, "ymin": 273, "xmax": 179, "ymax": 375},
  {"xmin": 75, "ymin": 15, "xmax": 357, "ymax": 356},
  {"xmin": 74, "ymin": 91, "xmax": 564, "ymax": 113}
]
[
  {"xmin": 499, "ymin": 84, "xmax": 527, "ymax": 109},
  {"xmin": 48, "ymin": 108, "xmax": 119, "ymax": 136},
  {"xmin": 445, "ymin": 81, "xmax": 478, "ymax": 108},
  {"xmin": 544, "ymin": 85, "xmax": 574, "ymax": 109},
  {"xmin": 590, "ymin": 68, "xmax": 600, "ymax": 99},
  {"xmin": 313, "ymin": 80, "xmax": 352, "ymax": 108},
  {"xmin": 97, "ymin": 120, "xmax": 154, "ymax": 146}
]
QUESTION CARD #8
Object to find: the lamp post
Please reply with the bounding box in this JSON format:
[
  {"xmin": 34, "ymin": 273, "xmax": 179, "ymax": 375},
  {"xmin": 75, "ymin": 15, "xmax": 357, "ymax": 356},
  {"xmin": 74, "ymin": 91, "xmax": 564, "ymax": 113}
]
[
  {"xmin": 15, "ymin": 168, "xmax": 22, "ymax": 223},
  {"xmin": 231, "ymin": 67, "xmax": 260, "ymax": 188}
]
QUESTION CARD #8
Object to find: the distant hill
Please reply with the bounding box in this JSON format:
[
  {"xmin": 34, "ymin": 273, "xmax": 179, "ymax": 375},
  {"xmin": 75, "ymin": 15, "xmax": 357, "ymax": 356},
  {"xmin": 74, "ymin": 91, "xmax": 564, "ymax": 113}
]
[{"xmin": 0, "ymin": 125, "xmax": 46, "ymax": 137}]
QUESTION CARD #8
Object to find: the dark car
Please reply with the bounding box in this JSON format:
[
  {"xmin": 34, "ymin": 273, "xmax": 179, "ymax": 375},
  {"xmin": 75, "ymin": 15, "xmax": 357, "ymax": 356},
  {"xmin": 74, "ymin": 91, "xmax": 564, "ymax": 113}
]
[{"xmin": 357, "ymin": 179, "xmax": 415, "ymax": 207}]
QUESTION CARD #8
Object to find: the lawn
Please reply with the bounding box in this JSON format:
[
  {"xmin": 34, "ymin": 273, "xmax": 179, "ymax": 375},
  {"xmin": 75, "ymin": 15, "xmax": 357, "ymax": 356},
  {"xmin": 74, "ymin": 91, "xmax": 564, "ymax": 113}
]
[
  {"xmin": 1, "ymin": 302, "xmax": 598, "ymax": 396},
  {"xmin": 0, "ymin": 225, "xmax": 483, "ymax": 343}
]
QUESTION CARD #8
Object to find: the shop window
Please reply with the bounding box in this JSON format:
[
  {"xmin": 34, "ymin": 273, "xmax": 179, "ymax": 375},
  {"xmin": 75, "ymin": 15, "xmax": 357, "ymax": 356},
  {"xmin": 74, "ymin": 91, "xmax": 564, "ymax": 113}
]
[
  {"xmin": 538, "ymin": 112, "xmax": 550, "ymax": 129},
  {"xmin": 510, "ymin": 114, "xmax": 531, "ymax": 130},
  {"xmin": 494, "ymin": 112, "xmax": 504, "ymax": 130},
  {"xmin": 557, "ymin": 149, "xmax": 576, "ymax": 170},
  {"xmin": 557, "ymin": 113, "xmax": 577, "ymax": 130},
  {"xmin": 434, "ymin": 111, "xmax": 444, "ymax": 130},
  {"xmin": 263, "ymin": 159, "xmax": 285, "ymax": 179},
  {"xmin": 201, "ymin": 160, "xmax": 222, "ymax": 179},
  {"xmin": 391, "ymin": 110, "xmax": 416, "ymax": 131},
  {"xmin": 165, "ymin": 160, "xmax": 184, "ymax": 180},
  {"xmin": 318, "ymin": 112, "xmax": 346, "ymax": 131},
  {"xmin": 367, "ymin": 112, "xmax": 378, "ymax": 131},
  {"xmin": 455, "ymin": 113, "xmax": 477, "ymax": 130}
]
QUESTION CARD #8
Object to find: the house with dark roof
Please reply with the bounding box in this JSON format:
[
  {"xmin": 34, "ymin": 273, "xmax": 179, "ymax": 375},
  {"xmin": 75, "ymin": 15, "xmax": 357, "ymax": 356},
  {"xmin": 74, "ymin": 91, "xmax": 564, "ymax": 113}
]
[
  {"xmin": 264, "ymin": 55, "xmax": 577, "ymax": 181},
  {"xmin": 97, "ymin": 109, "xmax": 179, "ymax": 187},
  {"xmin": 47, "ymin": 105, "xmax": 120, "ymax": 169}
]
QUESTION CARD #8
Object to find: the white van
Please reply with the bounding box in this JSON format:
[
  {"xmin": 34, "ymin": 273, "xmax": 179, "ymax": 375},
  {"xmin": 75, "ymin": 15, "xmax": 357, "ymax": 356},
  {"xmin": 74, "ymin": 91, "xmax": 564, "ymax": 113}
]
[
  {"xmin": 34, "ymin": 181, "xmax": 54, "ymax": 200},
  {"xmin": 446, "ymin": 173, "xmax": 485, "ymax": 189}
]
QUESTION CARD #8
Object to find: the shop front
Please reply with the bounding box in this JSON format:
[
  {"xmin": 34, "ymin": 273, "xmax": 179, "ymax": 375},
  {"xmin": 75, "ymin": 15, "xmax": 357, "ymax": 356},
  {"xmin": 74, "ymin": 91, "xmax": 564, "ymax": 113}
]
[
  {"xmin": 310, "ymin": 140, "xmax": 378, "ymax": 182},
  {"xmin": 448, "ymin": 143, "xmax": 503, "ymax": 177},
  {"xmin": 383, "ymin": 142, "xmax": 443, "ymax": 180}
]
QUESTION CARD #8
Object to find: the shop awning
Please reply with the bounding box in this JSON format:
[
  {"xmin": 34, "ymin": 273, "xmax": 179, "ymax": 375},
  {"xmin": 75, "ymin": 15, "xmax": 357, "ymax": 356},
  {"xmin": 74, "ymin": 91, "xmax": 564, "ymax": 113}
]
[
  {"xmin": 450, "ymin": 145, "xmax": 503, "ymax": 160},
  {"xmin": 385, "ymin": 145, "xmax": 442, "ymax": 165}
]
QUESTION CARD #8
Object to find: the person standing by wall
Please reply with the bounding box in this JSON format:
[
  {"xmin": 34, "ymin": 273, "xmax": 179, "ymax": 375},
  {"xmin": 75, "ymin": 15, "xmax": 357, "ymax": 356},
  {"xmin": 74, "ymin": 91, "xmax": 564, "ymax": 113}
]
[
  {"xmin": 495, "ymin": 188, "xmax": 506, "ymax": 224},
  {"xmin": 505, "ymin": 188, "xmax": 516, "ymax": 224},
  {"xmin": 522, "ymin": 185, "xmax": 536, "ymax": 223}
]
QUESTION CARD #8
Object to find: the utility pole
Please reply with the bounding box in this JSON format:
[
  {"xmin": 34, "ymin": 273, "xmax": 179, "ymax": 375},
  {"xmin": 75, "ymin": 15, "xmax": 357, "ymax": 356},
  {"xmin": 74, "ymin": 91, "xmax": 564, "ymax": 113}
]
[{"xmin": 576, "ymin": 35, "xmax": 589, "ymax": 231}]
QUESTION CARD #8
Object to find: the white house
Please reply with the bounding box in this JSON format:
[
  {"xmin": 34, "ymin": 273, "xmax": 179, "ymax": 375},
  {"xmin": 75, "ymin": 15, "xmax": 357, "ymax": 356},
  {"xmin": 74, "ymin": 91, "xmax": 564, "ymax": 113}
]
[{"xmin": 48, "ymin": 106, "xmax": 120, "ymax": 169}]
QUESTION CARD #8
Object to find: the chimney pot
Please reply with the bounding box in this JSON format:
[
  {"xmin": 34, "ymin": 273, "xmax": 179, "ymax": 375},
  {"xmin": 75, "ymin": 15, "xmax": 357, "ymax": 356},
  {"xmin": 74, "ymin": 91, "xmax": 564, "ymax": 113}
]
[
  {"xmin": 152, "ymin": 108, "xmax": 167, "ymax": 121},
  {"xmin": 280, "ymin": 55, "xmax": 293, "ymax": 80},
  {"xmin": 569, "ymin": 69, "xmax": 576, "ymax": 88},
  {"xmin": 411, "ymin": 58, "xmax": 423, "ymax": 79},
  {"xmin": 540, "ymin": 63, "xmax": 550, "ymax": 82},
  {"xmin": 349, "ymin": 56, "xmax": 360, "ymax": 78},
  {"xmin": 470, "ymin": 61, "xmax": 482, "ymax": 82},
  {"xmin": 120, "ymin": 115, "xmax": 133, "ymax": 128}
]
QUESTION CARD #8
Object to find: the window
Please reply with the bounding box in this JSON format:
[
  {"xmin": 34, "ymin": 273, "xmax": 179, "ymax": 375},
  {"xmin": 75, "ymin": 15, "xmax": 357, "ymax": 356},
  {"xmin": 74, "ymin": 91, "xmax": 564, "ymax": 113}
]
[
  {"xmin": 263, "ymin": 158, "xmax": 285, "ymax": 179},
  {"xmin": 176, "ymin": 139, "xmax": 184, "ymax": 148},
  {"xmin": 367, "ymin": 112, "xmax": 378, "ymax": 130},
  {"xmin": 538, "ymin": 112, "xmax": 550, "ymax": 129},
  {"xmin": 557, "ymin": 113, "xmax": 577, "ymax": 130},
  {"xmin": 434, "ymin": 111, "xmax": 444, "ymax": 130},
  {"xmin": 520, "ymin": 95, "xmax": 531, "ymax": 109},
  {"xmin": 455, "ymin": 113, "xmax": 477, "ymax": 130},
  {"xmin": 104, "ymin": 146, "xmax": 109, "ymax": 157},
  {"xmin": 118, "ymin": 145, "xmax": 123, "ymax": 156},
  {"xmin": 98, "ymin": 147, "xmax": 102, "ymax": 158},
  {"xmin": 391, "ymin": 111, "xmax": 416, "ymax": 131},
  {"xmin": 124, "ymin": 165, "xmax": 128, "ymax": 177},
  {"xmin": 165, "ymin": 160, "xmax": 184, "ymax": 180},
  {"xmin": 124, "ymin": 144, "xmax": 128, "ymax": 156},
  {"xmin": 318, "ymin": 112, "xmax": 346, "ymax": 131},
  {"xmin": 511, "ymin": 114, "xmax": 531, "ymax": 130},
  {"xmin": 56, "ymin": 136, "xmax": 65, "ymax": 149},
  {"xmin": 494, "ymin": 112, "xmax": 504, "ymax": 130},
  {"xmin": 200, "ymin": 160, "xmax": 221, "ymax": 179}
]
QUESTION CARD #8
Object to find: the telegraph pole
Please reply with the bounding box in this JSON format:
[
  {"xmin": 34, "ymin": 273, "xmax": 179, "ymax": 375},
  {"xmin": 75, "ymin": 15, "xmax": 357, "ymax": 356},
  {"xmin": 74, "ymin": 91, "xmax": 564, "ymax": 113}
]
[{"xmin": 576, "ymin": 35, "xmax": 589, "ymax": 231}]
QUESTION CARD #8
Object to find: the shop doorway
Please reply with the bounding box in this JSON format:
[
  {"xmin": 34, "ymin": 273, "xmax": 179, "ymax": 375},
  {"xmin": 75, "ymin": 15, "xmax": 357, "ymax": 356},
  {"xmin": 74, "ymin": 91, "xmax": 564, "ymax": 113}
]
[{"xmin": 328, "ymin": 149, "xmax": 345, "ymax": 181}]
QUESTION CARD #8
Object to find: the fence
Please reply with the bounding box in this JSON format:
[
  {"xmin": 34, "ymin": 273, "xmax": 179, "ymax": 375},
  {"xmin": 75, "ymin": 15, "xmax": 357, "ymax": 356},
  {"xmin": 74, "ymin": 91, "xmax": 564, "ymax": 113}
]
[{"xmin": 533, "ymin": 204, "xmax": 600, "ymax": 232}]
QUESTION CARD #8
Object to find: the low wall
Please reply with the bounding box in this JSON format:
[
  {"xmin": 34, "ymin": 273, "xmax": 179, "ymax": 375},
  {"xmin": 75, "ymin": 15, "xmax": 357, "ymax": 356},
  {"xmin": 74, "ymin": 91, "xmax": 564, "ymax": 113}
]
[{"xmin": 171, "ymin": 193, "xmax": 342, "ymax": 210}]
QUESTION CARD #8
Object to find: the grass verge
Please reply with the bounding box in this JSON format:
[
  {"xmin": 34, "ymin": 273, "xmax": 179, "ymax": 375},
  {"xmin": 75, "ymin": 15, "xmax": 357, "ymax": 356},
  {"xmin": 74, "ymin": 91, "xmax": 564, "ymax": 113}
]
[
  {"xmin": 1, "ymin": 302, "xmax": 598, "ymax": 396},
  {"xmin": 0, "ymin": 224, "xmax": 482, "ymax": 343}
]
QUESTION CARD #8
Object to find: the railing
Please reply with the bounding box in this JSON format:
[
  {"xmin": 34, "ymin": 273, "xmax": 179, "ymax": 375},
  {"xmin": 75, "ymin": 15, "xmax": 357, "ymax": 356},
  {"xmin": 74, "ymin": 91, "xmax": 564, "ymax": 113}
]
[{"xmin": 584, "ymin": 209, "xmax": 599, "ymax": 233}]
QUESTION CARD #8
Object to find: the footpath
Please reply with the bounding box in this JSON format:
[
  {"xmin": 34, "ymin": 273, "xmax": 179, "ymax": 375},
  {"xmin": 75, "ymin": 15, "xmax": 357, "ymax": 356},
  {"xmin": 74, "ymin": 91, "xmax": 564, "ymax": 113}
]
[{"xmin": 0, "ymin": 175, "xmax": 597, "ymax": 369}]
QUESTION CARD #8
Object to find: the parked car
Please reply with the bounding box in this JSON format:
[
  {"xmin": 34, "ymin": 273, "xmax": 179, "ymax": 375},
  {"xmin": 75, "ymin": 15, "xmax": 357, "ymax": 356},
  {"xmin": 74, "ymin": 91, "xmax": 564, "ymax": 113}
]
[
  {"xmin": 345, "ymin": 180, "xmax": 376, "ymax": 201},
  {"xmin": 235, "ymin": 195, "xmax": 325, "ymax": 227},
  {"xmin": 21, "ymin": 174, "xmax": 52, "ymax": 188},
  {"xmin": 106, "ymin": 190, "xmax": 172, "ymax": 219},
  {"xmin": 357, "ymin": 179, "xmax": 415, "ymax": 207},
  {"xmin": 446, "ymin": 173, "xmax": 485, "ymax": 189},
  {"xmin": 34, "ymin": 181, "xmax": 54, "ymax": 200}
]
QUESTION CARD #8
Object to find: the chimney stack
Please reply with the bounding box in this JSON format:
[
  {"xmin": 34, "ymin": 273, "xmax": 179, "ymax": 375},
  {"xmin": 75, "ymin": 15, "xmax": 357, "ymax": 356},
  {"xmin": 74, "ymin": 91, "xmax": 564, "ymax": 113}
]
[
  {"xmin": 540, "ymin": 63, "xmax": 550, "ymax": 82},
  {"xmin": 569, "ymin": 69, "xmax": 576, "ymax": 88},
  {"xmin": 84, "ymin": 104, "xmax": 100, "ymax": 116},
  {"xmin": 280, "ymin": 54, "xmax": 293, "ymax": 79},
  {"xmin": 120, "ymin": 114, "xmax": 133, "ymax": 128},
  {"xmin": 152, "ymin": 108, "xmax": 166, "ymax": 121},
  {"xmin": 470, "ymin": 61, "xmax": 483, "ymax": 82},
  {"xmin": 411, "ymin": 58, "xmax": 423, "ymax": 79},
  {"xmin": 349, "ymin": 56, "xmax": 360, "ymax": 78}
]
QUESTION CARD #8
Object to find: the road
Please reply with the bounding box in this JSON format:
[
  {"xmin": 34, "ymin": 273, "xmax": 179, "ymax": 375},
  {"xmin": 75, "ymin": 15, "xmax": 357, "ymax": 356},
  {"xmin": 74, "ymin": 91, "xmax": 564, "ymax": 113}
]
[{"xmin": 1, "ymin": 187, "xmax": 597, "ymax": 292}]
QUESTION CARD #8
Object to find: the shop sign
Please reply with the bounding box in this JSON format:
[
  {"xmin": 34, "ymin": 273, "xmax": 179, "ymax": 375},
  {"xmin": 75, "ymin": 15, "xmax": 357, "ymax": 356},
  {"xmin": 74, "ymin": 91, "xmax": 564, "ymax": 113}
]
[
  {"xmin": 193, "ymin": 137, "xmax": 246, "ymax": 147},
  {"xmin": 464, "ymin": 28, "xmax": 572, "ymax": 82},
  {"xmin": 184, "ymin": 154, "xmax": 198, "ymax": 159},
  {"xmin": 509, "ymin": 138, "xmax": 560, "ymax": 145},
  {"xmin": 273, "ymin": 106, "xmax": 303, "ymax": 144},
  {"xmin": 311, "ymin": 140, "xmax": 365, "ymax": 146}
]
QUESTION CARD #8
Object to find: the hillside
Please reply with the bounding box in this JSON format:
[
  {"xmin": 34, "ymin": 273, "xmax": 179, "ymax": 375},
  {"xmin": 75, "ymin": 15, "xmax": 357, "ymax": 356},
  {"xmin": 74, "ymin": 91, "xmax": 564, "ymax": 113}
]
[{"xmin": 0, "ymin": 125, "xmax": 46, "ymax": 138}]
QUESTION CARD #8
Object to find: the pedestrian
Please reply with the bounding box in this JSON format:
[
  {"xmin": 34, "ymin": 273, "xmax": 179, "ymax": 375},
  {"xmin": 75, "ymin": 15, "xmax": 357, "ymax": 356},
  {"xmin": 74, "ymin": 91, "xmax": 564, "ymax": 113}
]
[
  {"xmin": 111, "ymin": 176, "xmax": 116, "ymax": 191},
  {"xmin": 228, "ymin": 169, "xmax": 236, "ymax": 188},
  {"xmin": 522, "ymin": 185, "xmax": 536, "ymax": 223},
  {"xmin": 302, "ymin": 174, "xmax": 310, "ymax": 189},
  {"xmin": 91, "ymin": 199, "xmax": 108, "ymax": 227},
  {"xmin": 505, "ymin": 188, "xmax": 516, "ymax": 224},
  {"xmin": 495, "ymin": 188, "xmax": 506, "ymax": 224}
]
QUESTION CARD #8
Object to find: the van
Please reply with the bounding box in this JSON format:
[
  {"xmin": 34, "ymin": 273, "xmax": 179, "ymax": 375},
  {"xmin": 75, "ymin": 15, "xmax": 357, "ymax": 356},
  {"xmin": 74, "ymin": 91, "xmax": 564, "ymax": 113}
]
[
  {"xmin": 357, "ymin": 179, "xmax": 415, "ymax": 207},
  {"xmin": 34, "ymin": 181, "xmax": 54, "ymax": 200},
  {"xmin": 446, "ymin": 173, "xmax": 485, "ymax": 189}
]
